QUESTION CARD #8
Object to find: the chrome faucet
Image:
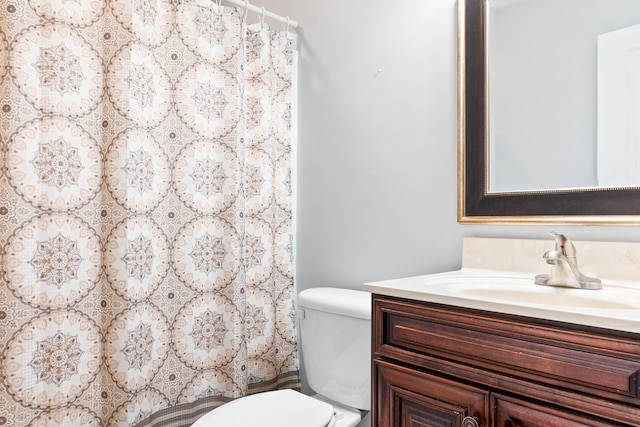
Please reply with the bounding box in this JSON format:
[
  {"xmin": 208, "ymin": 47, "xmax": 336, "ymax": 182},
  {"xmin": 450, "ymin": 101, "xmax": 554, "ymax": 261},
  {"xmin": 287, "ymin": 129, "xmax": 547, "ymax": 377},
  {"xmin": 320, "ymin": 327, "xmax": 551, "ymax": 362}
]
[{"xmin": 534, "ymin": 232, "xmax": 602, "ymax": 290}]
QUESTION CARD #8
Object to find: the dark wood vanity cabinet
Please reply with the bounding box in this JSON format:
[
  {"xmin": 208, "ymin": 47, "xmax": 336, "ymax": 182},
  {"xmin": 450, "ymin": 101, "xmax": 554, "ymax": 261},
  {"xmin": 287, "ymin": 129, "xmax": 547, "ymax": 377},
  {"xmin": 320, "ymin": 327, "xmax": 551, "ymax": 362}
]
[{"xmin": 371, "ymin": 295, "xmax": 640, "ymax": 427}]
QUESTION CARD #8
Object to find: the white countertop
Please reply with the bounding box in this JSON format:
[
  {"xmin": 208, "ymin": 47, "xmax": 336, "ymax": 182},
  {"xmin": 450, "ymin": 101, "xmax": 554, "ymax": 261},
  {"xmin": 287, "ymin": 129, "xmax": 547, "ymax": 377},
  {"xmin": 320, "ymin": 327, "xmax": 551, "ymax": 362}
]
[
  {"xmin": 363, "ymin": 268, "xmax": 640, "ymax": 333},
  {"xmin": 364, "ymin": 237, "xmax": 640, "ymax": 333}
]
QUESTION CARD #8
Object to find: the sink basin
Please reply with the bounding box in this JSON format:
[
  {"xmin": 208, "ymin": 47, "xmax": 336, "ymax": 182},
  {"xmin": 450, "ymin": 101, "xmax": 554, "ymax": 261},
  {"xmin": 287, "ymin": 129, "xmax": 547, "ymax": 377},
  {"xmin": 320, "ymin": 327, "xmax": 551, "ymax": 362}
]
[{"xmin": 422, "ymin": 274, "xmax": 636, "ymax": 310}]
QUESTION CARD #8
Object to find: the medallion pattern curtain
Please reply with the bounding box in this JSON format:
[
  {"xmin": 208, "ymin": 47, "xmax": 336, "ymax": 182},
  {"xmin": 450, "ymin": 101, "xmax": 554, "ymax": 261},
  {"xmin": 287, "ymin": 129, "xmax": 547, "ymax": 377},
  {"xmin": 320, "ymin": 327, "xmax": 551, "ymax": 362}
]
[{"xmin": 0, "ymin": 0, "xmax": 298, "ymax": 426}]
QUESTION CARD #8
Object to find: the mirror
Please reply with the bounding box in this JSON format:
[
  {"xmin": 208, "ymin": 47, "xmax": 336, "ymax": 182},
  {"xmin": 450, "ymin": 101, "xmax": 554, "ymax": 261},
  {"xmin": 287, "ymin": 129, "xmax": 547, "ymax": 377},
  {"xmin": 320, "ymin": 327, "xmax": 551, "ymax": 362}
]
[{"xmin": 458, "ymin": 0, "xmax": 640, "ymax": 224}]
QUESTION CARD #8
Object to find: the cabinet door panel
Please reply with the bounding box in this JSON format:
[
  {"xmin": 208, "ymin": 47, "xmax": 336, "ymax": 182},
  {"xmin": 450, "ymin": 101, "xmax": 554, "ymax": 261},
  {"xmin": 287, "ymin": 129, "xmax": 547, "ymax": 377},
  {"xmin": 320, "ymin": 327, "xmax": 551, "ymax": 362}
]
[
  {"xmin": 493, "ymin": 394, "xmax": 627, "ymax": 427},
  {"xmin": 400, "ymin": 392, "xmax": 463, "ymax": 427},
  {"xmin": 375, "ymin": 359, "xmax": 489, "ymax": 427}
]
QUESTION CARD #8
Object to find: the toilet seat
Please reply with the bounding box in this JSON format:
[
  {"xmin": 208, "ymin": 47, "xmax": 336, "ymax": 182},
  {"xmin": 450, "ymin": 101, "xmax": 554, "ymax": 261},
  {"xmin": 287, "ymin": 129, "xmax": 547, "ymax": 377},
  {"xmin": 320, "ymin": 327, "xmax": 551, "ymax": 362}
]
[{"xmin": 191, "ymin": 389, "xmax": 336, "ymax": 427}]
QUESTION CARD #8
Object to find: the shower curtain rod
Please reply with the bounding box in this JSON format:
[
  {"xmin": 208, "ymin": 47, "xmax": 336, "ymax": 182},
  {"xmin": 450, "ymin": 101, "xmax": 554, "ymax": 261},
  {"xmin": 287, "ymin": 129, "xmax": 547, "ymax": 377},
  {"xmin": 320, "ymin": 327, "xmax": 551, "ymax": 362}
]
[{"xmin": 223, "ymin": 0, "xmax": 299, "ymax": 29}]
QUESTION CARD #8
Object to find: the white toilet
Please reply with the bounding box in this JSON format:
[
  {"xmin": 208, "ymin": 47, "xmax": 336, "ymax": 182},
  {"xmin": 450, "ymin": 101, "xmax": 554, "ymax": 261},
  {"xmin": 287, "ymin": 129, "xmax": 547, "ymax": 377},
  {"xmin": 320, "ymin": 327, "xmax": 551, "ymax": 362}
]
[{"xmin": 192, "ymin": 287, "xmax": 371, "ymax": 427}]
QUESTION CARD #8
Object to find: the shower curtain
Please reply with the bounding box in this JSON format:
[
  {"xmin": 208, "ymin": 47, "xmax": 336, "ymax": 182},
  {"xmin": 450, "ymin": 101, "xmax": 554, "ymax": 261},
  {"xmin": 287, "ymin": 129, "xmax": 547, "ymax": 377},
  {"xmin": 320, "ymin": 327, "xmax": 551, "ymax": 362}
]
[{"xmin": 0, "ymin": 1, "xmax": 298, "ymax": 426}]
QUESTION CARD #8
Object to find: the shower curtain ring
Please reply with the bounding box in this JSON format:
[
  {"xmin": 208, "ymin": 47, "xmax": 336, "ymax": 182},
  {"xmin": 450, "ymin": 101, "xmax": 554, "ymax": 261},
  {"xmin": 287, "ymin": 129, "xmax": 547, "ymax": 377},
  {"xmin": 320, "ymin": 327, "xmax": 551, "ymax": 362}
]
[{"xmin": 243, "ymin": 0, "xmax": 250, "ymax": 21}]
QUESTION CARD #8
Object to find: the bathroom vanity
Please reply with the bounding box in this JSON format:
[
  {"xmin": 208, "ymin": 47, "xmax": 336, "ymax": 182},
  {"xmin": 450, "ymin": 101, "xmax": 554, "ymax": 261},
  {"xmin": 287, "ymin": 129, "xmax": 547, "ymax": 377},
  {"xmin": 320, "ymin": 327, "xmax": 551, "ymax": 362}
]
[
  {"xmin": 365, "ymin": 237, "xmax": 640, "ymax": 427},
  {"xmin": 370, "ymin": 295, "xmax": 640, "ymax": 426}
]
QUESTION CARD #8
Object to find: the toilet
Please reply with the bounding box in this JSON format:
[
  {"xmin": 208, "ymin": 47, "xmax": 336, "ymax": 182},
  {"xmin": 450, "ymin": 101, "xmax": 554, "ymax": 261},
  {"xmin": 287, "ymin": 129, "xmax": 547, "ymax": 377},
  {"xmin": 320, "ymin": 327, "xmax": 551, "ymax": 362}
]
[{"xmin": 192, "ymin": 287, "xmax": 371, "ymax": 427}]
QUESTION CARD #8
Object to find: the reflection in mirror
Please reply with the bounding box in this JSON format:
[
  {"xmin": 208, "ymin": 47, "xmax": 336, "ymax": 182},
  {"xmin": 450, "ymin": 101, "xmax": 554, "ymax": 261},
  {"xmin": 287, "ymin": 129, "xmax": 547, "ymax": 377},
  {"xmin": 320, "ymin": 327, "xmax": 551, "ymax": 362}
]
[
  {"xmin": 598, "ymin": 23, "xmax": 640, "ymax": 187},
  {"xmin": 487, "ymin": 0, "xmax": 640, "ymax": 192},
  {"xmin": 458, "ymin": 0, "xmax": 640, "ymax": 224}
]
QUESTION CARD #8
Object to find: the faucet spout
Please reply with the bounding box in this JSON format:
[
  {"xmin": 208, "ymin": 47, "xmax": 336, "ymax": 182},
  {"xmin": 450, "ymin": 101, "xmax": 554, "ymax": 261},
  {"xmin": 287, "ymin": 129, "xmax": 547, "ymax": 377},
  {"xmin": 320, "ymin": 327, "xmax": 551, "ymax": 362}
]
[{"xmin": 534, "ymin": 232, "xmax": 602, "ymax": 290}]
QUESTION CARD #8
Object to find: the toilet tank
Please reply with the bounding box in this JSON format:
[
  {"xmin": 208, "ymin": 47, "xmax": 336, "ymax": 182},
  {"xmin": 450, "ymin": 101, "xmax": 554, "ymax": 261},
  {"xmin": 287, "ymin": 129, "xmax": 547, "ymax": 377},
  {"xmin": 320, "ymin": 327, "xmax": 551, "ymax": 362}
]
[{"xmin": 297, "ymin": 287, "xmax": 371, "ymax": 411}]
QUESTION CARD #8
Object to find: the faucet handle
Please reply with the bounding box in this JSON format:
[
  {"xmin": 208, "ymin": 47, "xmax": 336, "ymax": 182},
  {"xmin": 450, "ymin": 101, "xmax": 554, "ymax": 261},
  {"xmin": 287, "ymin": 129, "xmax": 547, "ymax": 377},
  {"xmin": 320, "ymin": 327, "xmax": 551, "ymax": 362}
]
[{"xmin": 550, "ymin": 231, "xmax": 576, "ymax": 258}]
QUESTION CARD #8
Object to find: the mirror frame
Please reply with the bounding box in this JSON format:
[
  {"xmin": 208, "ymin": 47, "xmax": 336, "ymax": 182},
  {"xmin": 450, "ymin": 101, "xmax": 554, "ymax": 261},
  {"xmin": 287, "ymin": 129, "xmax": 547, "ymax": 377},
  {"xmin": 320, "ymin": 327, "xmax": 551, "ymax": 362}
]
[{"xmin": 458, "ymin": 0, "xmax": 640, "ymax": 225}]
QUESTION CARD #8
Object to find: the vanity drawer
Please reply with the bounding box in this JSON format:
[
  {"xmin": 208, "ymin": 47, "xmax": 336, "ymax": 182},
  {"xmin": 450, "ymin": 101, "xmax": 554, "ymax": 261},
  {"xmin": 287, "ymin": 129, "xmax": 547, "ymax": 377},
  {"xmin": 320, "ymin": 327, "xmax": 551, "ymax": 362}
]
[{"xmin": 373, "ymin": 295, "xmax": 640, "ymax": 402}]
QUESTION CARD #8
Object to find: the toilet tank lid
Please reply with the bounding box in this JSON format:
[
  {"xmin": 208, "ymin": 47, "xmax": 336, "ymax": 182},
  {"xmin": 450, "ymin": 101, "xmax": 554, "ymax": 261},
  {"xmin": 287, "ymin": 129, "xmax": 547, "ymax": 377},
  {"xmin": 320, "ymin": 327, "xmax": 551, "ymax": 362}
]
[{"xmin": 297, "ymin": 287, "xmax": 371, "ymax": 320}]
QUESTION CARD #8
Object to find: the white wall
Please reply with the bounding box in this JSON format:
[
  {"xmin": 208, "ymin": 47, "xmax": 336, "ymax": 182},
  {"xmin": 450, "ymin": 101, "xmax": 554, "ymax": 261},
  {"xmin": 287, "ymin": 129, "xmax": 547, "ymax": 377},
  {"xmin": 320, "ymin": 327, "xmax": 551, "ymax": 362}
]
[
  {"xmin": 253, "ymin": 0, "xmax": 640, "ymax": 290},
  {"xmin": 250, "ymin": 0, "xmax": 640, "ymax": 391},
  {"xmin": 258, "ymin": 0, "xmax": 465, "ymax": 290},
  {"xmin": 246, "ymin": 0, "xmax": 640, "ymax": 394}
]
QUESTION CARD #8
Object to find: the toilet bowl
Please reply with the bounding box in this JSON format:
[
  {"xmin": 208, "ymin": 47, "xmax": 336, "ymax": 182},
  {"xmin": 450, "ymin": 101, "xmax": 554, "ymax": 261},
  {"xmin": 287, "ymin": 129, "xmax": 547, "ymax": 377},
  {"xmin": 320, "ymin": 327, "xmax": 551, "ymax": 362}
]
[
  {"xmin": 191, "ymin": 389, "xmax": 364, "ymax": 427},
  {"xmin": 191, "ymin": 389, "xmax": 335, "ymax": 427},
  {"xmin": 192, "ymin": 287, "xmax": 371, "ymax": 427}
]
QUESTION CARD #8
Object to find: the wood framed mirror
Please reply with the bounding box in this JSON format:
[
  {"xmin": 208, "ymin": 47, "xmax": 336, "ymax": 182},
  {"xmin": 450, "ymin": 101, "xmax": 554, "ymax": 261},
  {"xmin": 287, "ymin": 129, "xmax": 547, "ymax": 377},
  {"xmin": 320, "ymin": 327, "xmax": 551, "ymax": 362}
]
[{"xmin": 458, "ymin": 0, "xmax": 640, "ymax": 225}]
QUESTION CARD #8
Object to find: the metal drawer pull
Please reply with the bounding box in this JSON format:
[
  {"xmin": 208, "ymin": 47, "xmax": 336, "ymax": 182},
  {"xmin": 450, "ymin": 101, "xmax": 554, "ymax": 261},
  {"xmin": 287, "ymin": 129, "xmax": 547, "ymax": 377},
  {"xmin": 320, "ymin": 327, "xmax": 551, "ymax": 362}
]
[{"xmin": 463, "ymin": 416, "xmax": 480, "ymax": 427}]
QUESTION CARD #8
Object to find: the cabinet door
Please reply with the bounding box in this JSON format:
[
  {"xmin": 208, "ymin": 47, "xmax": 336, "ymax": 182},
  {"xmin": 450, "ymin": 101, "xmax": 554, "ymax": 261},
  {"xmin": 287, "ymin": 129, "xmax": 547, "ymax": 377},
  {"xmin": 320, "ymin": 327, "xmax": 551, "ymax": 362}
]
[
  {"xmin": 374, "ymin": 360, "xmax": 489, "ymax": 427},
  {"xmin": 493, "ymin": 394, "xmax": 627, "ymax": 427}
]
